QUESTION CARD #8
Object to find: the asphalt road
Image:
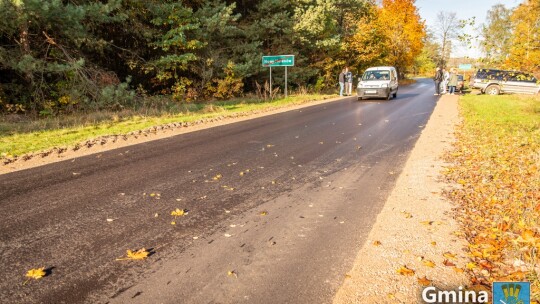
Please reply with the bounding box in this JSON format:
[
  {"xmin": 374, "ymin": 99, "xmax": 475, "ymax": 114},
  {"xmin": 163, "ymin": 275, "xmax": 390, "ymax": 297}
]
[{"xmin": 0, "ymin": 79, "xmax": 438, "ymax": 304}]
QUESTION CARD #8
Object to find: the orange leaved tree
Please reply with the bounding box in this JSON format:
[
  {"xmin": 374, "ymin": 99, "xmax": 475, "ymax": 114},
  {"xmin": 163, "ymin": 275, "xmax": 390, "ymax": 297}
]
[
  {"xmin": 377, "ymin": 0, "xmax": 426, "ymax": 78},
  {"xmin": 506, "ymin": 0, "xmax": 540, "ymax": 75}
]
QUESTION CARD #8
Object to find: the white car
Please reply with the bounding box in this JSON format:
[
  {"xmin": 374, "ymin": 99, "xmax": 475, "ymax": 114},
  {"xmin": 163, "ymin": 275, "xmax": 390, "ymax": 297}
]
[{"xmin": 357, "ymin": 66, "xmax": 399, "ymax": 100}]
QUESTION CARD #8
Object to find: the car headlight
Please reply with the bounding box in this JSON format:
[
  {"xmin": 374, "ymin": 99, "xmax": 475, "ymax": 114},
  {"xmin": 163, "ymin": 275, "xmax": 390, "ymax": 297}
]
[
  {"xmin": 380, "ymin": 83, "xmax": 388, "ymax": 88},
  {"xmin": 357, "ymin": 82, "xmax": 364, "ymax": 88}
]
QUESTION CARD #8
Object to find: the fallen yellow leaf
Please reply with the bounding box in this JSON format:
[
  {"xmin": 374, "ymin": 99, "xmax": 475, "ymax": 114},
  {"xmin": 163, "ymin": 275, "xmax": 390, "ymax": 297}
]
[
  {"xmin": 443, "ymin": 252, "xmax": 457, "ymax": 260},
  {"xmin": 423, "ymin": 260, "xmax": 436, "ymax": 268},
  {"xmin": 171, "ymin": 208, "xmax": 186, "ymax": 217},
  {"xmin": 116, "ymin": 248, "xmax": 150, "ymax": 261},
  {"xmin": 23, "ymin": 267, "xmax": 46, "ymax": 285},
  {"xmin": 466, "ymin": 262, "xmax": 477, "ymax": 270},
  {"xmin": 521, "ymin": 229, "xmax": 536, "ymax": 243},
  {"xmin": 373, "ymin": 240, "xmax": 382, "ymax": 246},
  {"xmin": 396, "ymin": 265, "xmax": 415, "ymax": 276},
  {"xmin": 417, "ymin": 276, "xmax": 432, "ymax": 286}
]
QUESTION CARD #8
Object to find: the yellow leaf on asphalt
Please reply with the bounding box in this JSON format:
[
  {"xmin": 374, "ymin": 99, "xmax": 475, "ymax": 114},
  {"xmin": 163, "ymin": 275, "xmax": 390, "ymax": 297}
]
[
  {"xmin": 260, "ymin": 211, "xmax": 268, "ymax": 216},
  {"xmin": 453, "ymin": 267, "xmax": 464, "ymax": 273},
  {"xmin": 373, "ymin": 240, "xmax": 382, "ymax": 246},
  {"xmin": 171, "ymin": 208, "xmax": 185, "ymax": 217},
  {"xmin": 396, "ymin": 265, "xmax": 415, "ymax": 276},
  {"xmin": 420, "ymin": 221, "xmax": 434, "ymax": 226},
  {"xmin": 26, "ymin": 267, "xmax": 46, "ymax": 280},
  {"xmin": 116, "ymin": 248, "xmax": 150, "ymax": 261},
  {"xmin": 213, "ymin": 174, "xmax": 222, "ymax": 180},
  {"xmin": 227, "ymin": 270, "xmax": 238, "ymax": 278},
  {"xmin": 23, "ymin": 267, "xmax": 47, "ymax": 285},
  {"xmin": 431, "ymin": 241, "xmax": 437, "ymax": 246}
]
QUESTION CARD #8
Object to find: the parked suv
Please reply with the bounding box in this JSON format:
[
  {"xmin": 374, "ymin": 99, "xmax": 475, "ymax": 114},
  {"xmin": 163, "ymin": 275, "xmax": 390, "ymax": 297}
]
[{"xmin": 470, "ymin": 69, "xmax": 540, "ymax": 95}]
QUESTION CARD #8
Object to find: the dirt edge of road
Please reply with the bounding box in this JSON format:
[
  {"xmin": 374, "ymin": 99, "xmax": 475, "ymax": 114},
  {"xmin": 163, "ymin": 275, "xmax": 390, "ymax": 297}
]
[
  {"xmin": 333, "ymin": 95, "xmax": 470, "ymax": 303},
  {"xmin": 0, "ymin": 96, "xmax": 345, "ymax": 175}
]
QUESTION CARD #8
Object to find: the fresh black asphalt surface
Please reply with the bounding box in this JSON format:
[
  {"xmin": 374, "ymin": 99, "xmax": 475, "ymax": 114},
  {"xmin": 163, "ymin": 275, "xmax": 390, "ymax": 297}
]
[{"xmin": 0, "ymin": 78, "xmax": 439, "ymax": 303}]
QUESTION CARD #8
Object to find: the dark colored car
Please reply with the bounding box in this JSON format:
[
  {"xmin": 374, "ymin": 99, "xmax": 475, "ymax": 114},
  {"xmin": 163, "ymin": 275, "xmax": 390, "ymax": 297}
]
[{"xmin": 470, "ymin": 69, "xmax": 540, "ymax": 95}]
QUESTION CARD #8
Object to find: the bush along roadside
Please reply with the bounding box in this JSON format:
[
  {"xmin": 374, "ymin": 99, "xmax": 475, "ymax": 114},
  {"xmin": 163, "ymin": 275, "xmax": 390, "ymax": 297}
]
[{"xmin": 444, "ymin": 95, "xmax": 540, "ymax": 301}]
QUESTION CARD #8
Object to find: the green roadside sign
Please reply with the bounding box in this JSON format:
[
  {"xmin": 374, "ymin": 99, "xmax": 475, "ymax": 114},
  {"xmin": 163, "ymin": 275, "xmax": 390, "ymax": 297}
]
[
  {"xmin": 262, "ymin": 55, "xmax": 295, "ymax": 67},
  {"xmin": 459, "ymin": 64, "xmax": 472, "ymax": 70}
]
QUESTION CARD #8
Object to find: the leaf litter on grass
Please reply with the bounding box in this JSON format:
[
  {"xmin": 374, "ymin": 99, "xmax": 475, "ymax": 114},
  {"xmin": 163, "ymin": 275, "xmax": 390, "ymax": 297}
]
[{"xmin": 444, "ymin": 95, "xmax": 540, "ymax": 300}]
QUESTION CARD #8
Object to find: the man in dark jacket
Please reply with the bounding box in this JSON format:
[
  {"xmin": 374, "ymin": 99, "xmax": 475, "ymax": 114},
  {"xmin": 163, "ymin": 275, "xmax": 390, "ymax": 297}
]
[{"xmin": 433, "ymin": 67, "xmax": 443, "ymax": 95}]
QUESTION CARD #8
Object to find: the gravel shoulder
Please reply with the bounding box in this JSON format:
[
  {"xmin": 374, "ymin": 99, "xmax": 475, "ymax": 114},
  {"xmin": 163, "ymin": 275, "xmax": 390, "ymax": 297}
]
[{"xmin": 333, "ymin": 95, "xmax": 469, "ymax": 303}]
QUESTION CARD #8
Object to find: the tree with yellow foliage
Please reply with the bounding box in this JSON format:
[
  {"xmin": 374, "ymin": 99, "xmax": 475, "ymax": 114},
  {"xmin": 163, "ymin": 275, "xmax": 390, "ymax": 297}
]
[
  {"xmin": 377, "ymin": 0, "xmax": 425, "ymax": 77},
  {"xmin": 347, "ymin": 0, "xmax": 425, "ymax": 77},
  {"xmin": 506, "ymin": 0, "xmax": 540, "ymax": 74}
]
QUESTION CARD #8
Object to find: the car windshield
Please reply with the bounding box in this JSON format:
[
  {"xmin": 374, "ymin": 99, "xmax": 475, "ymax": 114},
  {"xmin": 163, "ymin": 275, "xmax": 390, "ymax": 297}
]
[{"xmin": 362, "ymin": 70, "xmax": 390, "ymax": 81}]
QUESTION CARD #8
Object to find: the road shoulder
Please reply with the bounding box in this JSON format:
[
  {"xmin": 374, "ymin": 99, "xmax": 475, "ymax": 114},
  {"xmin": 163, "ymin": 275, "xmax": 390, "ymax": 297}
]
[{"xmin": 333, "ymin": 95, "xmax": 468, "ymax": 303}]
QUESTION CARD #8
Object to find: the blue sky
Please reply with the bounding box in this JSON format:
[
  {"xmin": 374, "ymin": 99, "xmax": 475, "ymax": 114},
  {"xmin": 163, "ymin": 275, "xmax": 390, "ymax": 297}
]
[{"xmin": 415, "ymin": 0, "xmax": 522, "ymax": 57}]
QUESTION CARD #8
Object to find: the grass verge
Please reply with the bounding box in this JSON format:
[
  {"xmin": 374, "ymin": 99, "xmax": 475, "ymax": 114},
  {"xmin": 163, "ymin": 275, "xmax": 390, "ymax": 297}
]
[
  {"xmin": 444, "ymin": 94, "xmax": 540, "ymax": 299},
  {"xmin": 1, "ymin": 94, "xmax": 336, "ymax": 158}
]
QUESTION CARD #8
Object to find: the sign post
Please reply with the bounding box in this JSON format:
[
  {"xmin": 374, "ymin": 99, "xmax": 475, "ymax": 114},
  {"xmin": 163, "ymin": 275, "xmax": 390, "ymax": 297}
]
[{"xmin": 262, "ymin": 55, "xmax": 295, "ymax": 98}]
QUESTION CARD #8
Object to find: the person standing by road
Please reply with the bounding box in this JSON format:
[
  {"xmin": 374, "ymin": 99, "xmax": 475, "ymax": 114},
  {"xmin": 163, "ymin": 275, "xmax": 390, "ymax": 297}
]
[
  {"xmin": 433, "ymin": 67, "xmax": 443, "ymax": 95},
  {"xmin": 345, "ymin": 67, "xmax": 353, "ymax": 96},
  {"xmin": 441, "ymin": 68, "xmax": 449, "ymax": 94},
  {"xmin": 339, "ymin": 68, "xmax": 346, "ymax": 96},
  {"xmin": 448, "ymin": 68, "xmax": 458, "ymax": 95}
]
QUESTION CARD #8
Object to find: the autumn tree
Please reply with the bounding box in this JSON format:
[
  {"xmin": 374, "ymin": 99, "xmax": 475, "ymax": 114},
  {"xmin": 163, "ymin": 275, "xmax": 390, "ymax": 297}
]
[
  {"xmin": 345, "ymin": 4, "xmax": 387, "ymax": 71},
  {"xmin": 376, "ymin": 0, "xmax": 425, "ymax": 77},
  {"xmin": 506, "ymin": 0, "xmax": 540, "ymax": 74}
]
